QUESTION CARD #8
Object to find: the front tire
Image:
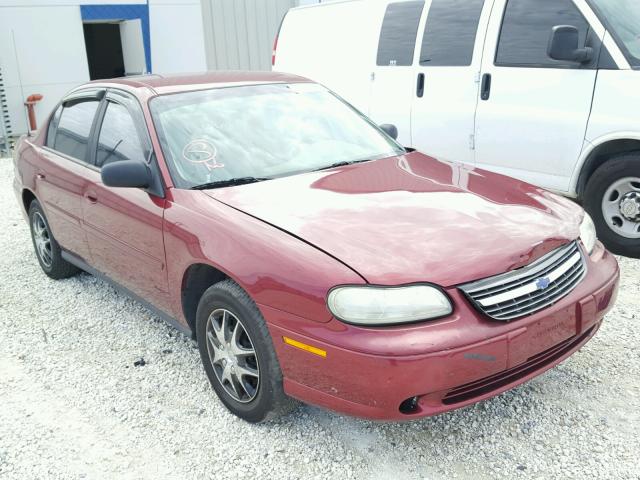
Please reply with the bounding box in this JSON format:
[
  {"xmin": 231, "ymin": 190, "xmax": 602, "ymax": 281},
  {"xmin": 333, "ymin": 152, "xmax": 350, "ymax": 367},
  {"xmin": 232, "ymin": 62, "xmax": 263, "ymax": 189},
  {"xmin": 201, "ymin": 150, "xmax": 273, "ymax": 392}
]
[
  {"xmin": 28, "ymin": 200, "xmax": 80, "ymax": 279},
  {"xmin": 195, "ymin": 279, "xmax": 296, "ymax": 423},
  {"xmin": 584, "ymin": 154, "xmax": 640, "ymax": 258}
]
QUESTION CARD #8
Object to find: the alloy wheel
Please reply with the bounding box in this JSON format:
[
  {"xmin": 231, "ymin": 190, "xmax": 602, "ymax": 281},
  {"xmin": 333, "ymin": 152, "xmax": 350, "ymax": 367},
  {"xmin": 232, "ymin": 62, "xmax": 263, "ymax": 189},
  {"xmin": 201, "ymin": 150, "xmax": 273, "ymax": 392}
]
[
  {"xmin": 205, "ymin": 308, "xmax": 260, "ymax": 403},
  {"xmin": 32, "ymin": 212, "xmax": 53, "ymax": 268},
  {"xmin": 602, "ymin": 177, "xmax": 640, "ymax": 239}
]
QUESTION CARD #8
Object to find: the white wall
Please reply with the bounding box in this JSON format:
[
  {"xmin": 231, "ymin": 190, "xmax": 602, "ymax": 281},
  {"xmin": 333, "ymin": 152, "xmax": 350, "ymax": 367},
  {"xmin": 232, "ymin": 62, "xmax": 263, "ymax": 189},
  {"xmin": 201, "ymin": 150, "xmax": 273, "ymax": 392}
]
[
  {"xmin": 149, "ymin": 0, "xmax": 207, "ymax": 74},
  {"xmin": 0, "ymin": 4, "xmax": 90, "ymax": 135},
  {"xmin": 0, "ymin": 0, "xmax": 300, "ymax": 135},
  {"xmin": 0, "ymin": 0, "xmax": 209, "ymax": 135}
]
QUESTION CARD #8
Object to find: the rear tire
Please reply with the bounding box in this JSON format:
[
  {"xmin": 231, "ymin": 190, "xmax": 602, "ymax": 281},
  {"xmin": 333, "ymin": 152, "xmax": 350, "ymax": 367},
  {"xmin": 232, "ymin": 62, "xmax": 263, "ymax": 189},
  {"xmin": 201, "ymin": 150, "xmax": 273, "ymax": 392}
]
[
  {"xmin": 583, "ymin": 153, "xmax": 640, "ymax": 258},
  {"xmin": 28, "ymin": 200, "xmax": 80, "ymax": 279},
  {"xmin": 195, "ymin": 279, "xmax": 296, "ymax": 423}
]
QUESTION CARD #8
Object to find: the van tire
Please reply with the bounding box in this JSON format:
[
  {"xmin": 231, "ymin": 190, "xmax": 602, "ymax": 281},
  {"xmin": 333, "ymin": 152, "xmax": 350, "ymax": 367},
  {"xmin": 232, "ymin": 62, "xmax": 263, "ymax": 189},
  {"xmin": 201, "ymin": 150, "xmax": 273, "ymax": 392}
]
[{"xmin": 583, "ymin": 153, "xmax": 640, "ymax": 258}]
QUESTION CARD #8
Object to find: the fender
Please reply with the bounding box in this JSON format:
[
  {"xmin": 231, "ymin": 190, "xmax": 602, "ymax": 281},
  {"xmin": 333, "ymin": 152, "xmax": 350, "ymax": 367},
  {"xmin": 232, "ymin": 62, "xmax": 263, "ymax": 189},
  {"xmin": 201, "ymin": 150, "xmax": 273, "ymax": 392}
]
[
  {"xmin": 570, "ymin": 131, "xmax": 640, "ymax": 198},
  {"xmin": 163, "ymin": 190, "xmax": 367, "ymax": 331},
  {"xmin": 15, "ymin": 140, "xmax": 43, "ymax": 214}
]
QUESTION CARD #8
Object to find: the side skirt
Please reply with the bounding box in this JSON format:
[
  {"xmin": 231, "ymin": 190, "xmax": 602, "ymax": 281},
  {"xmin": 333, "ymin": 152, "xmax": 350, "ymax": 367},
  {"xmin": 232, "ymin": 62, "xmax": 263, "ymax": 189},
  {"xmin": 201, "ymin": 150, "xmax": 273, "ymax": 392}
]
[{"xmin": 61, "ymin": 250, "xmax": 193, "ymax": 338}]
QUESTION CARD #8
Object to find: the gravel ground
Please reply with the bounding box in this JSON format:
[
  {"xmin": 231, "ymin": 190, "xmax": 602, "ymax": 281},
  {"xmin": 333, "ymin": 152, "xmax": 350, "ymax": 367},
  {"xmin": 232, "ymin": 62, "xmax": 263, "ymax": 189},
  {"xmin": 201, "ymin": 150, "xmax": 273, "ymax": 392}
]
[{"xmin": 0, "ymin": 156, "xmax": 639, "ymax": 480}]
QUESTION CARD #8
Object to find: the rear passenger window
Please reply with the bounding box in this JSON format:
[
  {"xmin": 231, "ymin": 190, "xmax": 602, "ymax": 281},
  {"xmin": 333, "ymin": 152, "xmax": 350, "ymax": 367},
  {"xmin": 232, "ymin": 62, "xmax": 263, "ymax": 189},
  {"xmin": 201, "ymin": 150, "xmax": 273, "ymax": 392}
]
[
  {"xmin": 96, "ymin": 102, "xmax": 146, "ymax": 167},
  {"xmin": 496, "ymin": 0, "xmax": 590, "ymax": 67},
  {"xmin": 419, "ymin": 0, "xmax": 485, "ymax": 66},
  {"xmin": 53, "ymin": 99, "xmax": 100, "ymax": 162},
  {"xmin": 376, "ymin": 1, "xmax": 424, "ymax": 66}
]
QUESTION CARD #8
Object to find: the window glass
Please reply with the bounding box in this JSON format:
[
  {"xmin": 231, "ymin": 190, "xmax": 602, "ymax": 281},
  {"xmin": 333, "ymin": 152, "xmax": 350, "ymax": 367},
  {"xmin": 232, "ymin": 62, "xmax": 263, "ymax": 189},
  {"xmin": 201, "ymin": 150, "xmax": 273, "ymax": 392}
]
[
  {"xmin": 419, "ymin": 0, "xmax": 485, "ymax": 66},
  {"xmin": 96, "ymin": 102, "xmax": 146, "ymax": 167},
  {"xmin": 496, "ymin": 0, "xmax": 590, "ymax": 67},
  {"xmin": 377, "ymin": 1, "xmax": 424, "ymax": 66},
  {"xmin": 590, "ymin": 0, "xmax": 640, "ymax": 67},
  {"xmin": 46, "ymin": 105, "xmax": 62, "ymax": 148},
  {"xmin": 150, "ymin": 83, "xmax": 404, "ymax": 189},
  {"xmin": 53, "ymin": 100, "xmax": 100, "ymax": 161}
]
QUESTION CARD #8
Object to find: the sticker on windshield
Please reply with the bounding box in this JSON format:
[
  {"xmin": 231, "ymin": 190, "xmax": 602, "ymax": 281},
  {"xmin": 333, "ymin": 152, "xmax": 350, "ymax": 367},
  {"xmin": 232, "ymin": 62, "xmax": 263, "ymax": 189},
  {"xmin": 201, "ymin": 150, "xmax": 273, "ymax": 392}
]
[{"xmin": 182, "ymin": 139, "xmax": 224, "ymax": 170}]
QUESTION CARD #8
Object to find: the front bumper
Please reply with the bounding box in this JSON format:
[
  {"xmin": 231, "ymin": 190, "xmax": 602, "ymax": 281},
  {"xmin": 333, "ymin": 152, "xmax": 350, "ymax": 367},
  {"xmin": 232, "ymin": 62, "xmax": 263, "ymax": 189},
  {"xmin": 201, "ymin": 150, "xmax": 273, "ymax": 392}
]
[{"xmin": 263, "ymin": 243, "xmax": 620, "ymax": 420}]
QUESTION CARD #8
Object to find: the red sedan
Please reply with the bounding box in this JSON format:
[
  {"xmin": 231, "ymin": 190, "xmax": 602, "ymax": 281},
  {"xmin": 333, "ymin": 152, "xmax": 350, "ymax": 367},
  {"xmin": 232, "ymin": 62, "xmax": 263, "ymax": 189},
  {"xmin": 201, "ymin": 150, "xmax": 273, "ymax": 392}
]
[{"xmin": 13, "ymin": 72, "xmax": 619, "ymax": 422}]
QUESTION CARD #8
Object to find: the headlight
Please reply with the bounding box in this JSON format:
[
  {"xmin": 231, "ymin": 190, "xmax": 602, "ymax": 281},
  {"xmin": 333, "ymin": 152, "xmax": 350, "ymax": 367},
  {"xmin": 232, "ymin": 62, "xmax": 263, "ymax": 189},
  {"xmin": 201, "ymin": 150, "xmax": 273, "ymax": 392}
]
[
  {"xmin": 579, "ymin": 212, "xmax": 597, "ymax": 254},
  {"xmin": 327, "ymin": 285, "xmax": 452, "ymax": 326}
]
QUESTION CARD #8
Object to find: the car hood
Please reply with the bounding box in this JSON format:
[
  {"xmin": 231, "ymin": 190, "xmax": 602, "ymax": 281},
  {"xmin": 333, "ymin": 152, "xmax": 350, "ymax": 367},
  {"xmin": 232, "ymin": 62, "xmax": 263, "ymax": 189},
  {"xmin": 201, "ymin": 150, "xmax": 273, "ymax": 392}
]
[{"xmin": 204, "ymin": 152, "xmax": 584, "ymax": 286}]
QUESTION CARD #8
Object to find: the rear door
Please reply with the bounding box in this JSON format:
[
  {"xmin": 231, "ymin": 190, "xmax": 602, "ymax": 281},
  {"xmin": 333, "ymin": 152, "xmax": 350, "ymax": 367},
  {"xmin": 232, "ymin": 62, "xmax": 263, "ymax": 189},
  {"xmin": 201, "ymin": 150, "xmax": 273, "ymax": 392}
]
[
  {"xmin": 38, "ymin": 90, "xmax": 104, "ymax": 262},
  {"xmin": 82, "ymin": 90, "xmax": 170, "ymax": 310},
  {"xmin": 410, "ymin": 0, "xmax": 492, "ymax": 164},
  {"xmin": 369, "ymin": 1, "xmax": 425, "ymax": 145},
  {"xmin": 473, "ymin": 0, "xmax": 604, "ymax": 192}
]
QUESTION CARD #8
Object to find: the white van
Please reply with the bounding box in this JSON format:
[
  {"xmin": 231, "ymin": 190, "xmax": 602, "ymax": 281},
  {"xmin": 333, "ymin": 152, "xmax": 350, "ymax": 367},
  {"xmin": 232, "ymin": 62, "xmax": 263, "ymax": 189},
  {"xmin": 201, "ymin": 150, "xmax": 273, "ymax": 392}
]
[{"xmin": 273, "ymin": 0, "xmax": 640, "ymax": 257}]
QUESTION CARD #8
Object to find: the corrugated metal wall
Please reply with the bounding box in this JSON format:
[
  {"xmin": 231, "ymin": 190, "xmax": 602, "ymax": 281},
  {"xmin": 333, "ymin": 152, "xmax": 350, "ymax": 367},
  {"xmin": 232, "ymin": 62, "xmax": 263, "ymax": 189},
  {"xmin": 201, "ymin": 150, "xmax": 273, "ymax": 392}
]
[{"xmin": 201, "ymin": 0, "xmax": 297, "ymax": 71}]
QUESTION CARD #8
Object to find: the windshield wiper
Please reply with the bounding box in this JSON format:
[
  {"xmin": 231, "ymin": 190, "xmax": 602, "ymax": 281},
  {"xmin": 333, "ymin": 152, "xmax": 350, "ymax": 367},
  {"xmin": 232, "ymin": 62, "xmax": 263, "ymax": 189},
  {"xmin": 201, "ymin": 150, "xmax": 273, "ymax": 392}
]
[
  {"xmin": 312, "ymin": 159, "xmax": 373, "ymax": 172},
  {"xmin": 313, "ymin": 161, "xmax": 351, "ymax": 172},
  {"xmin": 190, "ymin": 177, "xmax": 269, "ymax": 190}
]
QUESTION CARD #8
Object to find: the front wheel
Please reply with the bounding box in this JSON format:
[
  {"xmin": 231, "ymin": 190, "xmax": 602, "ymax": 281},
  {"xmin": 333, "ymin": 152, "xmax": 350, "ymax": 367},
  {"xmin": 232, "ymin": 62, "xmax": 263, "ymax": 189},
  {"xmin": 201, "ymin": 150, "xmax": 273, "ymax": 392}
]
[
  {"xmin": 583, "ymin": 153, "xmax": 640, "ymax": 258},
  {"xmin": 195, "ymin": 279, "xmax": 296, "ymax": 423}
]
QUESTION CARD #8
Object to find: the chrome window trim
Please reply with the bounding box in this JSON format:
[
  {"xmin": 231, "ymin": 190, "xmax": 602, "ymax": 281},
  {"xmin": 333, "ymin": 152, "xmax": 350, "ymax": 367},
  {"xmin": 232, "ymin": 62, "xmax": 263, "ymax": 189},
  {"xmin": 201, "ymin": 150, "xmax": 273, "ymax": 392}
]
[{"xmin": 40, "ymin": 145, "xmax": 100, "ymax": 172}]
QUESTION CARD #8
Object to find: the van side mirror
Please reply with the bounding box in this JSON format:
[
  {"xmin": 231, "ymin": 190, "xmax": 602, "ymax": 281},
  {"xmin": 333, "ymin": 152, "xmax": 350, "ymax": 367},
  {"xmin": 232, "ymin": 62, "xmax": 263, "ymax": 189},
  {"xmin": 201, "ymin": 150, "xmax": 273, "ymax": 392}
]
[
  {"xmin": 547, "ymin": 25, "xmax": 593, "ymax": 63},
  {"xmin": 380, "ymin": 123, "xmax": 398, "ymax": 140},
  {"xmin": 101, "ymin": 160, "xmax": 151, "ymax": 189}
]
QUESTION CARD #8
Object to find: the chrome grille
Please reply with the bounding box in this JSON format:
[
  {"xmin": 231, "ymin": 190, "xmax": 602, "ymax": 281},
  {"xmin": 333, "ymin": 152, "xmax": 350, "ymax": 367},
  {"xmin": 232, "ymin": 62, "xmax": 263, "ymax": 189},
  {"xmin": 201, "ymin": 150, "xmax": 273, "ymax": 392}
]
[{"xmin": 460, "ymin": 242, "xmax": 586, "ymax": 321}]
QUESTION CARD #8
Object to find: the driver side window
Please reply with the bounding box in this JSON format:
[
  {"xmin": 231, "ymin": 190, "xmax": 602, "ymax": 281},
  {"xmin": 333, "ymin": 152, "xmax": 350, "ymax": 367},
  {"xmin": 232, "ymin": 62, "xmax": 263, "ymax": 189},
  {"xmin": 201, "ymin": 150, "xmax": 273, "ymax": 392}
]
[
  {"xmin": 496, "ymin": 0, "xmax": 591, "ymax": 68},
  {"xmin": 96, "ymin": 101, "xmax": 146, "ymax": 168}
]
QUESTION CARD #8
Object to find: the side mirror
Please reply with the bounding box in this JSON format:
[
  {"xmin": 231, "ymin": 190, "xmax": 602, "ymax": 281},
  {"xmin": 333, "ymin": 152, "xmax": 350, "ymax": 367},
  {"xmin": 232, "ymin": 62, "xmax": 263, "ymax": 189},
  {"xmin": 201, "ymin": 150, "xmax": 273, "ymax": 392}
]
[
  {"xmin": 380, "ymin": 123, "xmax": 398, "ymax": 140},
  {"xmin": 547, "ymin": 25, "xmax": 593, "ymax": 63},
  {"xmin": 101, "ymin": 160, "xmax": 151, "ymax": 189}
]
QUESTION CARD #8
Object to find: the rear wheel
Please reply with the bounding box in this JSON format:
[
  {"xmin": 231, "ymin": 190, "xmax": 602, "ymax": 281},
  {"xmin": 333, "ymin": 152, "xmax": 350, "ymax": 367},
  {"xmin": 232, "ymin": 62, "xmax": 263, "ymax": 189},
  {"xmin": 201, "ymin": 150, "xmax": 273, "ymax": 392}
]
[
  {"xmin": 195, "ymin": 279, "xmax": 296, "ymax": 422},
  {"xmin": 28, "ymin": 200, "xmax": 79, "ymax": 279},
  {"xmin": 584, "ymin": 154, "xmax": 640, "ymax": 258}
]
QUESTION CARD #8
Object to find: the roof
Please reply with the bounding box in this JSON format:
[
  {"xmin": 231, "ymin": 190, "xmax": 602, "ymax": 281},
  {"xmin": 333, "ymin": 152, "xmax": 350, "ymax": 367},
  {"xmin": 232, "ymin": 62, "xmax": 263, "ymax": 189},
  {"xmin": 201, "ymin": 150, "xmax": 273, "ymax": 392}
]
[{"xmin": 89, "ymin": 71, "xmax": 313, "ymax": 95}]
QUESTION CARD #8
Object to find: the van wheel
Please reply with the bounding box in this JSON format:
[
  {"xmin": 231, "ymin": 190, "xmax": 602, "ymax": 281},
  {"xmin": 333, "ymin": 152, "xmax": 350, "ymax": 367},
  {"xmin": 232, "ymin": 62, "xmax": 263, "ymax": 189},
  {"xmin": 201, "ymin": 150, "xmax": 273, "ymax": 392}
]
[
  {"xmin": 583, "ymin": 153, "xmax": 640, "ymax": 258},
  {"xmin": 195, "ymin": 279, "xmax": 297, "ymax": 423},
  {"xmin": 28, "ymin": 200, "xmax": 80, "ymax": 279}
]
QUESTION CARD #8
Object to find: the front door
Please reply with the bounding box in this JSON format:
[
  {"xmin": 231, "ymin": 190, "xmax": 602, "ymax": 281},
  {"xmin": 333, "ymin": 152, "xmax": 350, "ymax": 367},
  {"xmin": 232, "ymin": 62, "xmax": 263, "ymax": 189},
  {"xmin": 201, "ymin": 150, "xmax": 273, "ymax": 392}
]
[
  {"xmin": 410, "ymin": 0, "xmax": 492, "ymax": 165},
  {"xmin": 82, "ymin": 90, "xmax": 170, "ymax": 310},
  {"xmin": 473, "ymin": 0, "xmax": 603, "ymax": 193}
]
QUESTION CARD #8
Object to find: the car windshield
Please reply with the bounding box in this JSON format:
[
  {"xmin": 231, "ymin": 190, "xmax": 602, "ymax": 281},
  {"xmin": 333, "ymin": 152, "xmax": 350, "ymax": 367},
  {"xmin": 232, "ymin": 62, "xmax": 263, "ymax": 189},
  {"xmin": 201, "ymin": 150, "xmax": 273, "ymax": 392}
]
[
  {"xmin": 149, "ymin": 83, "xmax": 404, "ymax": 189},
  {"xmin": 590, "ymin": 0, "xmax": 640, "ymax": 66}
]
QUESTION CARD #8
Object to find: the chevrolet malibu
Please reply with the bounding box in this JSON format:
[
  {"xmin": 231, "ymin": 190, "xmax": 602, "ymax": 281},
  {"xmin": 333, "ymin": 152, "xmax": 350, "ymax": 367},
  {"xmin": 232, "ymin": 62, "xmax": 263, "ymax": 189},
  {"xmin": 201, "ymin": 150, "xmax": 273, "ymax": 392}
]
[{"xmin": 13, "ymin": 72, "xmax": 619, "ymax": 423}]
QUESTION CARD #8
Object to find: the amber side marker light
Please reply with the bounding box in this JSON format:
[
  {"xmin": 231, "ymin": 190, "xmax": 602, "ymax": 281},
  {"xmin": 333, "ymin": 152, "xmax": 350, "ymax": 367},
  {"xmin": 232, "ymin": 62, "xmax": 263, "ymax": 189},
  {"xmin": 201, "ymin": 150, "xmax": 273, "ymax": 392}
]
[{"xmin": 282, "ymin": 336, "xmax": 327, "ymax": 358}]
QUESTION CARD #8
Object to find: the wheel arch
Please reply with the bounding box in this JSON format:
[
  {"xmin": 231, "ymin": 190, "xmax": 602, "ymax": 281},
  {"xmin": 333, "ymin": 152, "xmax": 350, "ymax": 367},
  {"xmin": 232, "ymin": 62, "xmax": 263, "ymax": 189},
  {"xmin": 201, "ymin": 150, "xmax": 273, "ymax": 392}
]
[
  {"xmin": 575, "ymin": 136, "xmax": 640, "ymax": 200},
  {"xmin": 180, "ymin": 262, "xmax": 231, "ymax": 337},
  {"xmin": 21, "ymin": 188, "xmax": 37, "ymax": 214}
]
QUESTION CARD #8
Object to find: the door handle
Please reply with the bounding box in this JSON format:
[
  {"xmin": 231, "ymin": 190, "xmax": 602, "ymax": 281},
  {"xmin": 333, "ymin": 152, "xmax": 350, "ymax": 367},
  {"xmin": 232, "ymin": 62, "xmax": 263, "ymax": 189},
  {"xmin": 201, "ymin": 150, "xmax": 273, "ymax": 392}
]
[
  {"xmin": 416, "ymin": 73, "xmax": 425, "ymax": 98},
  {"xmin": 36, "ymin": 173, "xmax": 46, "ymax": 180},
  {"xmin": 85, "ymin": 193, "xmax": 98, "ymax": 204},
  {"xmin": 480, "ymin": 73, "xmax": 492, "ymax": 101}
]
